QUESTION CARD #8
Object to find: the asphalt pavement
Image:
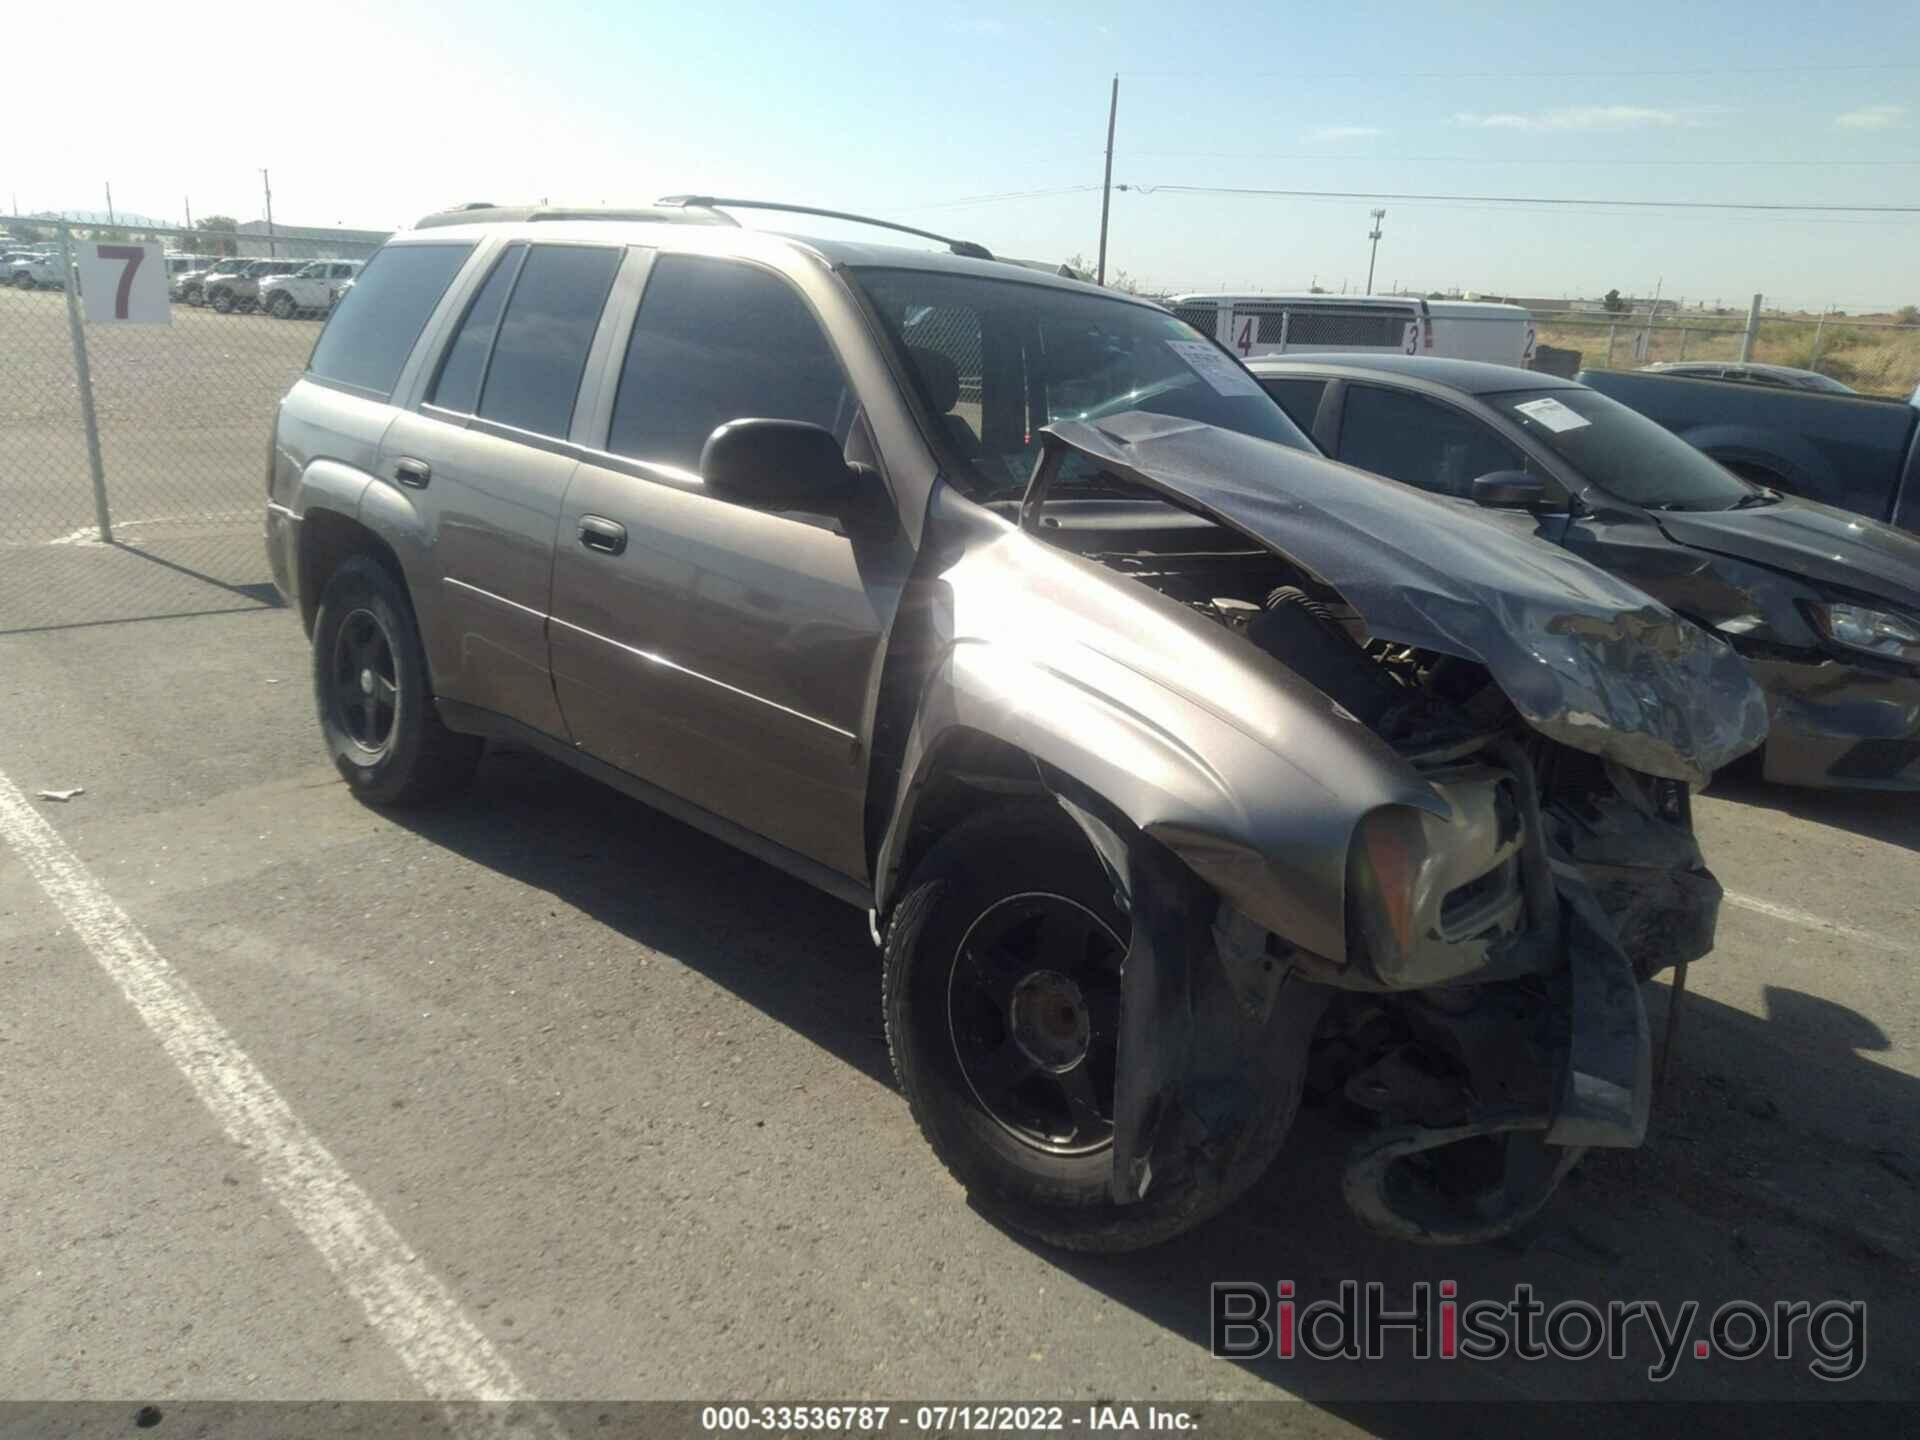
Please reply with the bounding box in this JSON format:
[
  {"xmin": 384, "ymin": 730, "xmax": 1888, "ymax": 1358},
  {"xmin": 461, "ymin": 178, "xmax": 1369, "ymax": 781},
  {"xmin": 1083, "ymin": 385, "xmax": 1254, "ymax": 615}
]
[{"xmin": 1, "ymin": 596, "xmax": 1915, "ymax": 1429}]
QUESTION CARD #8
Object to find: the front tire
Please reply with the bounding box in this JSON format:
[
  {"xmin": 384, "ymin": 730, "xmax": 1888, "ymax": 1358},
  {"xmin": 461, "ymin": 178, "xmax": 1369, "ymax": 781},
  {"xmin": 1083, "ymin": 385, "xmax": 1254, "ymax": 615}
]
[
  {"xmin": 884, "ymin": 803, "xmax": 1315, "ymax": 1252},
  {"xmin": 211, "ymin": 289, "xmax": 233, "ymax": 313},
  {"xmin": 311, "ymin": 556, "xmax": 481, "ymax": 806},
  {"xmin": 269, "ymin": 292, "xmax": 295, "ymax": 319}
]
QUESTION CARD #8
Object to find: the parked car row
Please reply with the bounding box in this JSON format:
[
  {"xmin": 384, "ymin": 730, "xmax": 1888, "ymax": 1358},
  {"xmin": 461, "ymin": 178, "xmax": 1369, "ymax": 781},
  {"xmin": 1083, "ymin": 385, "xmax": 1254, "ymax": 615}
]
[
  {"xmin": 175, "ymin": 256, "xmax": 361, "ymax": 315},
  {"xmin": 6, "ymin": 248, "xmax": 66, "ymax": 289},
  {"xmin": 7, "ymin": 247, "xmax": 362, "ymax": 315}
]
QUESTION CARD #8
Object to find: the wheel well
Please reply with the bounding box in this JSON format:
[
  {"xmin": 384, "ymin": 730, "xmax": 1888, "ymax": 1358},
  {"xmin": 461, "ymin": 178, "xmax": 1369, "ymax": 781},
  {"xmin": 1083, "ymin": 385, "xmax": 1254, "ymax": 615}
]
[
  {"xmin": 881, "ymin": 730, "xmax": 1089, "ymax": 914},
  {"xmin": 297, "ymin": 508, "xmax": 406, "ymax": 636}
]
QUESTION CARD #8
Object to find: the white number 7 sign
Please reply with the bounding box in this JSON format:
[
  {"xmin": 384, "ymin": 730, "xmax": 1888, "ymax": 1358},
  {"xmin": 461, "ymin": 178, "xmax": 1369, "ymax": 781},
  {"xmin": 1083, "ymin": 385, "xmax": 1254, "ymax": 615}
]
[{"xmin": 78, "ymin": 240, "xmax": 170, "ymax": 325}]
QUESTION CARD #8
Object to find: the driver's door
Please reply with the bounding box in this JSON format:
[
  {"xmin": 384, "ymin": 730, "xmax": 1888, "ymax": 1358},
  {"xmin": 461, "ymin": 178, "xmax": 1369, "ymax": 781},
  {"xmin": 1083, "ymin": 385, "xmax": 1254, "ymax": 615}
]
[{"xmin": 547, "ymin": 250, "xmax": 916, "ymax": 882}]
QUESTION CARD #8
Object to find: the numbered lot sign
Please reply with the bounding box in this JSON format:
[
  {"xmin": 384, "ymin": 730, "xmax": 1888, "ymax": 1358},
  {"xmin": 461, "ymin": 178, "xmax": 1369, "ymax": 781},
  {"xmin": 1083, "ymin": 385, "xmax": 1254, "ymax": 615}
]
[{"xmin": 78, "ymin": 240, "xmax": 170, "ymax": 325}]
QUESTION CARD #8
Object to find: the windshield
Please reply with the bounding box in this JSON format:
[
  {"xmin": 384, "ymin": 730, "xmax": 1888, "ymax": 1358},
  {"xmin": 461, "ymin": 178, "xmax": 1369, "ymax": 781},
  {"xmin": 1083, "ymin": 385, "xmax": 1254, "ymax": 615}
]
[
  {"xmin": 1488, "ymin": 386, "xmax": 1757, "ymax": 511},
  {"xmin": 849, "ymin": 267, "xmax": 1312, "ymax": 500}
]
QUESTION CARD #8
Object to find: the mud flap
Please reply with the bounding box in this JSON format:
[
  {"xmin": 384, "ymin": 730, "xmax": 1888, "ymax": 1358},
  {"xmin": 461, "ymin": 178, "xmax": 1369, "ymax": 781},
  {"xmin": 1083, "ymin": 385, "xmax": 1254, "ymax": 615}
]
[
  {"xmin": 1548, "ymin": 860, "xmax": 1653, "ymax": 1149},
  {"xmin": 1049, "ymin": 792, "xmax": 1207, "ymax": 1205}
]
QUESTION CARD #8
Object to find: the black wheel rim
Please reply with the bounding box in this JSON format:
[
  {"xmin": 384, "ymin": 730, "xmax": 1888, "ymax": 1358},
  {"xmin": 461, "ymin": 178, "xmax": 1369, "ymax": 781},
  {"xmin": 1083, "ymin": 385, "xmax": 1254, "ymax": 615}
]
[
  {"xmin": 329, "ymin": 607, "xmax": 399, "ymax": 756},
  {"xmin": 948, "ymin": 893, "xmax": 1126, "ymax": 1157}
]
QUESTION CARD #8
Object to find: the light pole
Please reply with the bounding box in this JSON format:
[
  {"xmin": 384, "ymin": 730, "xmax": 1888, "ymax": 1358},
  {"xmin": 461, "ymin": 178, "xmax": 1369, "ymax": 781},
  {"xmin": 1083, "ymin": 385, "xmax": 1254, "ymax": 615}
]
[
  {"xmin": 1365, "ymin": 208, "xmax": 1385, "ymax": 294},
  {"xmin": 261, "ymin": 168, "xmax": 276, "ymax": 257}
]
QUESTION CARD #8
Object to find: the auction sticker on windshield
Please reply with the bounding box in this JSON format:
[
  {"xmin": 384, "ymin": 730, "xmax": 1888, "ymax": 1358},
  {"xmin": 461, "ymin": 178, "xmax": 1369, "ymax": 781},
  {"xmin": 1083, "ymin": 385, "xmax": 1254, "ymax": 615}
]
[
  {"xmin": 1513, "ymin": 397, "xmax": 1591, "ymax": 433},
  {"xmin": 1166, "ymin": 340, "xmax": 1265, "ymax": 397}
]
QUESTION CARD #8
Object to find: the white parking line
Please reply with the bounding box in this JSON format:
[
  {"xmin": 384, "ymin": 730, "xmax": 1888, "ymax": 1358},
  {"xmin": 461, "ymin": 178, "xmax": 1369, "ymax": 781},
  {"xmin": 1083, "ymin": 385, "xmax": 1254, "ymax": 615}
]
[
  {"xmin": 1725, "ymin": 890, "xmax": 1908, "ymax": 955},
  {"xmin": 0, "ymin": 767, "xmax": 556, "ymax": 1425}
]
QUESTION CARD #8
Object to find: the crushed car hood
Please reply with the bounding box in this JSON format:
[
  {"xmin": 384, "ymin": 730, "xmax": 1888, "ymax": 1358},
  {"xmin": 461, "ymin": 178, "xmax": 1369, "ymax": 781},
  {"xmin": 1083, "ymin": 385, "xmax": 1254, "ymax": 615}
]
[
  {"xmin": 1041, "ymin": 413, "xmax": 1769, "ymax": 785},
  {"xmin": 1653, "ymin": 497, "xmax": 1920, "ymax": 612}
]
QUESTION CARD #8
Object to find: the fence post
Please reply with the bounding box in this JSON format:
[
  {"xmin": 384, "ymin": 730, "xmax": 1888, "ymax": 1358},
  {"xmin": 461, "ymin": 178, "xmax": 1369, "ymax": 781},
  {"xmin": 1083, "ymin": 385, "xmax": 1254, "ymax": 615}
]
[
  {"xmin": 1678, "ymin": 326, "xmax": 1689, "ymax": 360},
  {"xmin": 1606, "ymin": 323, "xmax": 1617, "ymax": 366},
  {"xmin": 57, "ymin": 220, "xmax": 113, "ymax": 544},
  {"xmin": 1809, "ymin": 309, "xmax": 1827, "ymax": 370},
  {"xmin": 1738, "ymin": 292, "xmax": 1763, "ymax": 363}
]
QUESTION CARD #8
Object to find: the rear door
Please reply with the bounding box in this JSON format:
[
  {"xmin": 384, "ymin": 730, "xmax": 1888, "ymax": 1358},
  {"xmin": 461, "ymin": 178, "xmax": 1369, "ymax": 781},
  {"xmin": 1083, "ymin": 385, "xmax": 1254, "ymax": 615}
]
[
  {"xmin": 375, "ymin": 239, "xmax": 623, "ymax": 737},
  {"xmin": 547, "ymin": 250, "xmax": 916, "ymax": 880}
]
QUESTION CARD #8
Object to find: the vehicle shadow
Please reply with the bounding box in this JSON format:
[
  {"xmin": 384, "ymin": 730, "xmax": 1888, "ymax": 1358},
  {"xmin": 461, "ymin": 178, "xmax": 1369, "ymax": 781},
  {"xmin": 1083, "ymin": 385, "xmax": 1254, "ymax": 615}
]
[
  {"xmin": 392, "ymin": 744, "xmax": 1919, "ymax": 1417},
  {"xmin": 388, "ymin": 742, "xmax": 893, "ymax": 1086},
  {"xmin": 1704, "ymin": 769, "xmax": 1920, "ymax": 853}
]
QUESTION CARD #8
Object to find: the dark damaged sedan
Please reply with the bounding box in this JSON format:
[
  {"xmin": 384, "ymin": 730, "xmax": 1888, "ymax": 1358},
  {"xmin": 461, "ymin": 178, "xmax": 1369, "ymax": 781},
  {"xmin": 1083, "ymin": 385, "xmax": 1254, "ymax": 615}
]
[
  {"xmin": 267, "ymin": 206, "xmax": 1765, "ymax": 1251},
  {"xmin": 1255, "ymin": 355, "xmax": 1920, "ymax": 789}
]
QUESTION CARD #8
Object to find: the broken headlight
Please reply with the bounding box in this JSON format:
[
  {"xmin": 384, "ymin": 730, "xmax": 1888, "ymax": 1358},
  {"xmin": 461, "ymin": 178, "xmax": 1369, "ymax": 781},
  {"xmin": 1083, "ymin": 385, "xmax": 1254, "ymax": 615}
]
[{"xmin": 1807, "ymin": 602, "xmax": 1920, "ymax": 667}]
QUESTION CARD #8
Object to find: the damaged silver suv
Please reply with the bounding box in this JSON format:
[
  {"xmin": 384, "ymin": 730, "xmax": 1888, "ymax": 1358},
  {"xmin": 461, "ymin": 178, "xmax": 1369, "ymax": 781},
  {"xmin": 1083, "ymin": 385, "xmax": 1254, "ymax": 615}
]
[{"xmin": 266, "ymin": 199, "xmax": 1767, "ymax": 1250}]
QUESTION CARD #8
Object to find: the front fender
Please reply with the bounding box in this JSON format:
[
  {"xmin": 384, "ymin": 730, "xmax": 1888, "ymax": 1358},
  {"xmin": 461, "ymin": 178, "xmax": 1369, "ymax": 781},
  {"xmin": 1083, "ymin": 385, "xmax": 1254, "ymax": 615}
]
[{"xmin": 874, "ymin": 633, "xmax": 1442, "ymax": 967}]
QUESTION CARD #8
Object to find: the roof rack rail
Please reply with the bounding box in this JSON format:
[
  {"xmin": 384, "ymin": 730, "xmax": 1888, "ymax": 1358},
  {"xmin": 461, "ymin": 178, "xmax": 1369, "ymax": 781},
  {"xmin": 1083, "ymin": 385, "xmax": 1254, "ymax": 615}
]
[
  {"xmin": 413, "ymin": 203, "xmax": 733, "ymax": 230},
  {"xmin": 654, "ymin": 195, "xmax": 993, "ymax": 260}
]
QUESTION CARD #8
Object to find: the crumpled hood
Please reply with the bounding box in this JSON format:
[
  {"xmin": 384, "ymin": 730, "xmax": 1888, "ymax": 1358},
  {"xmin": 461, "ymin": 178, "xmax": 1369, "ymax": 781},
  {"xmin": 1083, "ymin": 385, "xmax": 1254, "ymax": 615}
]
[
  {"xmin": 1654, "ymin": 497, "xmax": 1920, "ymax": 612},
  {"xmin": 1041, "ymin": 413, "xmax": 1769, "ymax": 785}
]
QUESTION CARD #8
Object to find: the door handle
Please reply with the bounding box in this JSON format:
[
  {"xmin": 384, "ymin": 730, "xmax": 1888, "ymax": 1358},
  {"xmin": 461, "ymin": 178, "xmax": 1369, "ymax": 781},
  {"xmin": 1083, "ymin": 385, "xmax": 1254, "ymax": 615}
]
[
  {"xmin": 394, "ymin": 458, "xmax": 431, "ymax": 489},
  {"xmin": 578, "ymin": 515, "xmax": 628, "ymax": 556}
]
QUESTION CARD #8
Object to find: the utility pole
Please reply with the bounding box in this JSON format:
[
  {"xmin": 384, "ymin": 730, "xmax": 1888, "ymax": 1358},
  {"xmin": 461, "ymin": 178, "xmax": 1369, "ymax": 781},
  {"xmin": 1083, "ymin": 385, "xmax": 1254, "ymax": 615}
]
[
  {"xmin": 185, "ymin": 196, "xmax": 193, "ymax": 230},
  {"xmin": 1365, "ymin": 208, "xmax": 1385, "ymax": 294},
  {"xmin": 1739, "ymin": 292, "xmax": 1763, "ymax": 362},
  {"xmin": 1095, "ymin": 75, "xmax": 1118, "ymax": 286},
  {"xmin": 105, "ymin": 181, "xmax": 116, "ymax": 226},
  {"xmin": 261, "ymin": 168, "xmax": 277, "ymax": 257}
]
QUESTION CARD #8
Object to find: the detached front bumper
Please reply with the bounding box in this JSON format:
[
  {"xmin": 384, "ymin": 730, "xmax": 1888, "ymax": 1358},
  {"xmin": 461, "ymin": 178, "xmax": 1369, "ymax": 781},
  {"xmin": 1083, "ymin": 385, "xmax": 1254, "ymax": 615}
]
[{"xmin": 1751, "ymin": 655, "xmax": 1920, "ymax": 789}]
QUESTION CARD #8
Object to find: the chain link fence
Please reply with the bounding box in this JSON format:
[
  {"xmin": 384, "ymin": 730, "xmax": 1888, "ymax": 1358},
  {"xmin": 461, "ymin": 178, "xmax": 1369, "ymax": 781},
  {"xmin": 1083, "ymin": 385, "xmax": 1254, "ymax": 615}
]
[
  {"xmin": 2, "ymin": 220, "xmax": 383, "ymax": 633},
  {"xmin": 1528, "ymin": 309, "xmax": 1920, "ymax": 397}
]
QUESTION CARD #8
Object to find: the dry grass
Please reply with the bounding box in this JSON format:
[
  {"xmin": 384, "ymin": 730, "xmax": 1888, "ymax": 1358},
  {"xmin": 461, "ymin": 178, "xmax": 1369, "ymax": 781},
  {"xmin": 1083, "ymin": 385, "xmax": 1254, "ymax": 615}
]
[{"xmin": 1532, "ymin": 312, "xmax": 1920, "ymax": 397}]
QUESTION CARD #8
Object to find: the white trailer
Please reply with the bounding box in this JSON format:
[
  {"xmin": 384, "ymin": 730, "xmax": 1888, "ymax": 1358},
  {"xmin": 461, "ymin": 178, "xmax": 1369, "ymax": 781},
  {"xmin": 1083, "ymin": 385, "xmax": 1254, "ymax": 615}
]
[{"xmin": 1165, "ymin": 293, "xmax": 1537, "ymax": 369}]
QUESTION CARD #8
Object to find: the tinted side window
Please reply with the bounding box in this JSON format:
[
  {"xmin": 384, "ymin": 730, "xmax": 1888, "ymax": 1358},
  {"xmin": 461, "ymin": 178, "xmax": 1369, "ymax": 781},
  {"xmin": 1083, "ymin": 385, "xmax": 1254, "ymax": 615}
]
[
  {"xmin": 474, "ymin": 244, "xmax": 620, "ymax": 439},
  {"xmin": 428, "ymin": 244, "xmax": 524, "ymax": 415},
  {"xmin": 308, "ymin": 242, "xmax": 472, "ymax": 398},
  {"xmin": 1337, "ymin": 384, "xmax": 1523, "ymax": 498},
  {"xmin": 608, "ymin": 255, "xmax": 853, "ymax": 472},
  {"xmin": 1260, "ymin": 377, "xmax": 1327, "ymax": 433}
]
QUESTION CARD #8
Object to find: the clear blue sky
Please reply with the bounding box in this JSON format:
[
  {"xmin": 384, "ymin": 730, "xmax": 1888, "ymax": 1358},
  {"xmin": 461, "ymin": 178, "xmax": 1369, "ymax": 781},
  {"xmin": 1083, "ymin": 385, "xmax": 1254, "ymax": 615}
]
[{"xmin": 11, "ymin": 0, "xmax": 1918, "ymax": 310}]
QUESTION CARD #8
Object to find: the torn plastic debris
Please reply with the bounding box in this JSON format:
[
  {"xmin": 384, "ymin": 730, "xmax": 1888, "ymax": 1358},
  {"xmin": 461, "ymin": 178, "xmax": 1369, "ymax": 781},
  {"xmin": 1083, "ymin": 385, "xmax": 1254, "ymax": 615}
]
[{"xmin": 36, "ymin": 788, "xmax": 84, "ymax": 802}]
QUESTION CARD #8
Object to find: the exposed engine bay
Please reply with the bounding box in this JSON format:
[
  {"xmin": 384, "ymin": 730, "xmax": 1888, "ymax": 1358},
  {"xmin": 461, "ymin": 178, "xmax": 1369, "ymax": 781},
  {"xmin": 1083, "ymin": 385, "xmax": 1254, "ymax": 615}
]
[
  {"xmin": 1017, "ymin": 416, "xmax": 1756, "ymax": 1244},
  {"xmin": 1053, "ymin": 526, "xmax": 1718, "ymax": 1243}
]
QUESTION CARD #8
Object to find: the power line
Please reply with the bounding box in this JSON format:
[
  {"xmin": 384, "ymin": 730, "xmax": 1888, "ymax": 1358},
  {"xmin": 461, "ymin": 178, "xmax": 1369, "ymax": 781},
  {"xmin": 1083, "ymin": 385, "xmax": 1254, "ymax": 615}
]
[
  {"xmin": 1126, "ymin": 62, "xmax": 1920, "ymax": 79},
  {"xmin": 1122, "ymin": 151, "xmax": 1920, "ymax": 167},
  {"xmin": 1117, "ymin": 183, "xmax": 1920, "ymax": 214},
  {"xmin": 894, "ymin": 184, "xmax": 1100, "ymax": 213}
]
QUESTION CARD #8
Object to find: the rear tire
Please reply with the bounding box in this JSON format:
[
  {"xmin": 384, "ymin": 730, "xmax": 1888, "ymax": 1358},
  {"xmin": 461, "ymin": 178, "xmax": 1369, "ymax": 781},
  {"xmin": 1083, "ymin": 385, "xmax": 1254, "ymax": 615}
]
[
  {"xmin": 13, "ymin": 274, "xmax": 33, "ymax": 290},
  {"xmin": 884, "ymin": 802, "xmax": 1315, "ymax": 1252},
  {"xmin": 311, "ymin": 555, "xmax": 481, "ymax": 806},
  {"xmin": 211, "ymin": 289, "xmax": 233, "ymax": 313}
]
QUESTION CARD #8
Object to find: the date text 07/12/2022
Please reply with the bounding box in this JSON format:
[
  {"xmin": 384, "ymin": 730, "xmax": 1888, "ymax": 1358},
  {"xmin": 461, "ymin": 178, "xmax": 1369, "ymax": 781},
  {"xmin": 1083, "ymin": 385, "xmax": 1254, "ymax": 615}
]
[{"xmin": 699, "ymin": 1404, "xmax": 1198, "ymax": 1432}]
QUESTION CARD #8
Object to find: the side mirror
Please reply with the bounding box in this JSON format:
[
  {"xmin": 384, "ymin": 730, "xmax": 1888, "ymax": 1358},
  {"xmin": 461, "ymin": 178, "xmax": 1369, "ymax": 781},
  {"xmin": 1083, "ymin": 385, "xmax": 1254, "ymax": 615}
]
[
  {"xmin": 1472, "ymin": 470, "xmax": 1548, "ymax": 508},
  {"xmin": 701, "ymin": 418, "xmax": 855, "ymax": 512}
]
